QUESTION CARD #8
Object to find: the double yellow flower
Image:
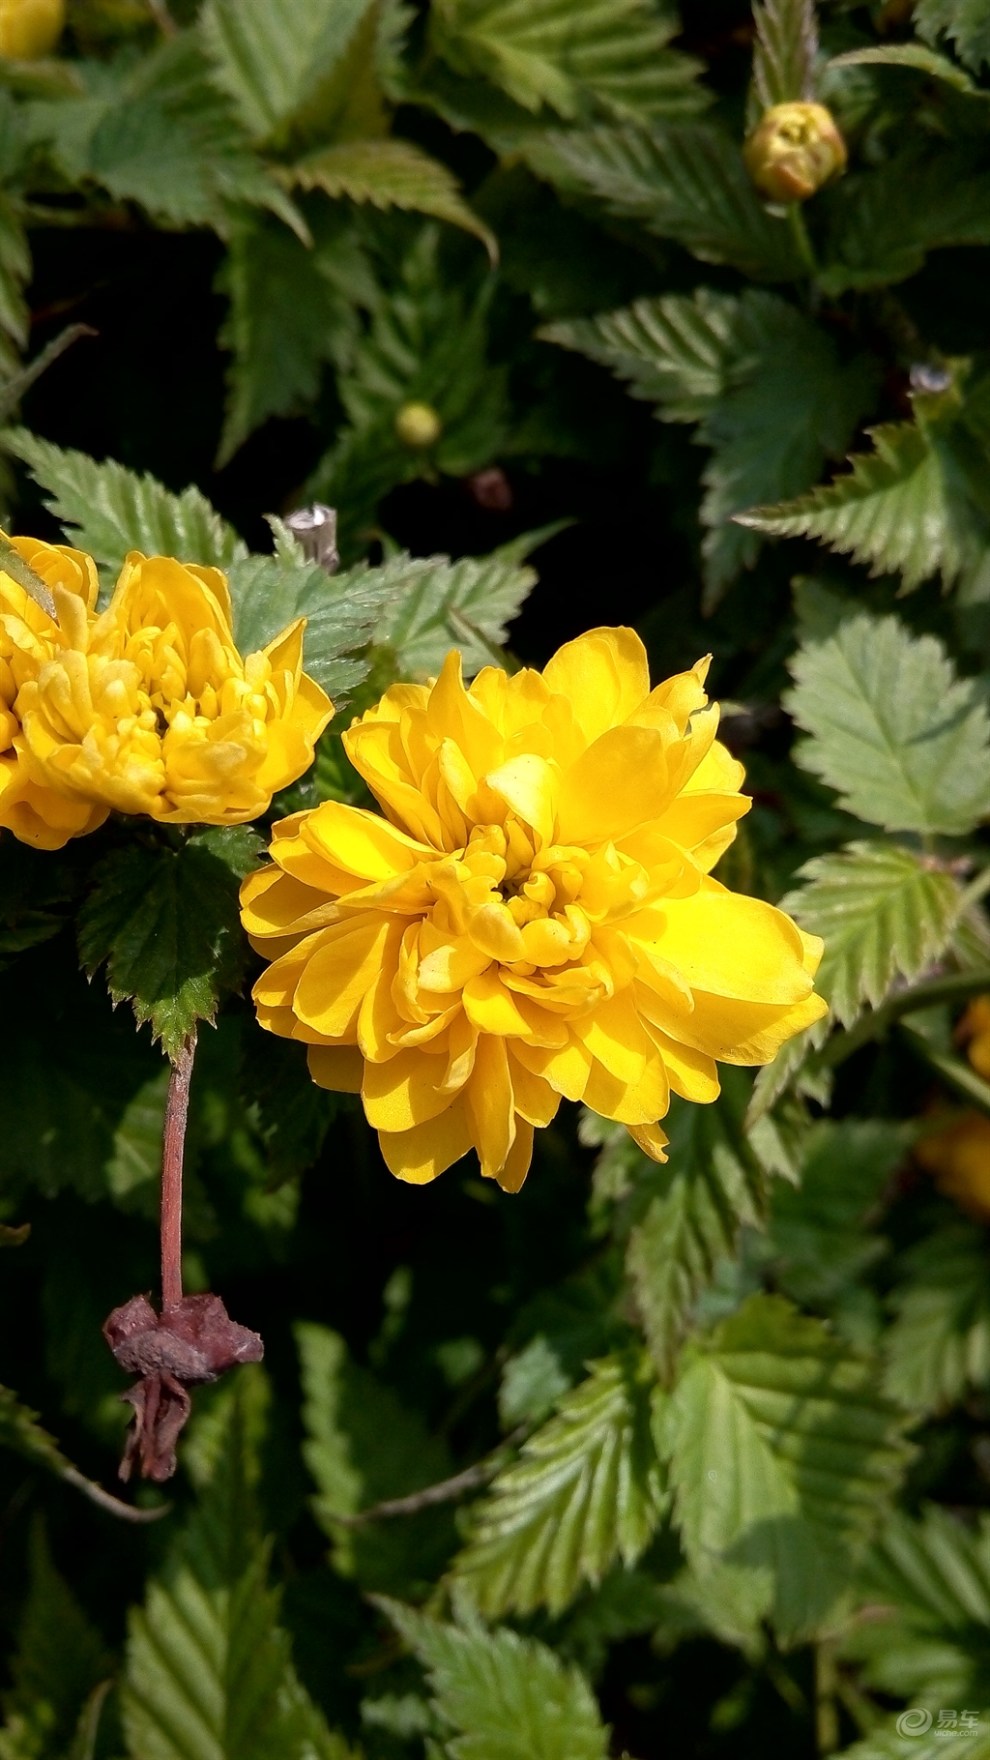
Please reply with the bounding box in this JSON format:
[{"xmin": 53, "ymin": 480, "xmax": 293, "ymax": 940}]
[
  {"xmin": 0, "ymin": 535, "xmax": 333, "ymax": 847},
  {"xmin": 241, "ymin": 628, "xmax": 827, "ymax": 1191}
]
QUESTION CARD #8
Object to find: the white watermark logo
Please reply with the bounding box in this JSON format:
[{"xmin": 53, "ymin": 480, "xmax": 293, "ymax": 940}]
[{"xmin": 895, "ymin": 1709, "xmax": 987, "ymax": 1739}]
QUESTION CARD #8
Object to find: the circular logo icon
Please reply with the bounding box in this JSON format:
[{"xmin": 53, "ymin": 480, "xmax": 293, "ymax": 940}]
[{"xmin": 896, "ymin": 1709, "xmax": 933, "ymax": 1737}]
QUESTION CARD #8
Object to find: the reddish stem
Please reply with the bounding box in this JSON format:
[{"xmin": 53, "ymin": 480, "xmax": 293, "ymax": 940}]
[{"xmin": 161, "ymin": 1035, "xmax": 196, "ymax": 1313}]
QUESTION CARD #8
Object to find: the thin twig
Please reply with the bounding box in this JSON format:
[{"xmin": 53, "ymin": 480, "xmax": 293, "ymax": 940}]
[
  {"xmin": 60, "ymin": 1463, "xmax": 170, "ymax": 1523},
  {"xmin": 147, "ymin": 0, "xmax": 178, "ymax": 35},
  {"xmin": 325, "ymin": 1427, "xmax": 528, "ymax": 1526},
  {"xmin": 821, "ymin": 967, "xmax": 990, "ymax": 1071},
  {"xmin": 161, "ymin": 1035, "xmax": 196, "ymax": 1313}
]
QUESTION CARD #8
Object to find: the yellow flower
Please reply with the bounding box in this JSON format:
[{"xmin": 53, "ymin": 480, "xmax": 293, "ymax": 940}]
[
  {"xmin": 15, "ymin": 552, "xmax": 334, "ymax": 829},
  {"xmin": 916, "ymin": 1112, "xmax": 990, "ymax": 1224},
  {"xmin": 0, "ymin": 535, "xmax": 108, "ymax": 849},
  {"xmin": 743, "ymin": 101, "xmax": 847, "ymax": 204},
  {"xmin": 0, "ymin": 0, "xmax": 65, "ymax": 59},
  {"xmin": 241, "ymin": 628, "xmax": 826, "ymax": 1192},
  {"xmin": 956, "ymin": 995, "xmax": 990, "ymax": 1084}
]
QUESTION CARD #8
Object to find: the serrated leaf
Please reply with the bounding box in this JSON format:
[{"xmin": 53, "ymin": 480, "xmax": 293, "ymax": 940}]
[
  {"xmin": 665, "ymin": 1293, "xmax": 911, "ymax": 1641},
  {"xmin": 625, "ymin": 1069, "xmax": 775, "ymax": 1381},
  {"xmin": 0, "ymin": 1527, "xmax": 109, "ymax": 1760},
  {"xmin": 3, "ymin": 429, "xmax": 245, "ymax": 574},
  {"xmin": 784, "ymin": 591, "xmax": 990, "ymax": 836},
  {"xmin": 452, "ymin": 1352, "xmax": 665, "ymax": 1617},
  {"xmin": 382, "ymin": 1599, "xmax": 610, "ymax": 1760},
  {"xmin": 77, "ymin": 829, "xmax": 262, "ymax": 1057},
  {"xmin": 201, "ymin": 0, "xmax": 376, "ymax": 142},
  {"xmin": 216, "ymin": 215, "xmax": 363, "ymax": 465},
  {"xmin": 781, "ymin": 842, "xmax": 963, "ymax": 1029},
  {"xmin": 828, "ymin": 43, "xmax": 977, "ymax": 92},
  {"xmin": 282, "ymin": 139, "xmax": 495, "ymax": 254},
  {"xmin": 227, "ymin": 547, "xmax": 406, "ymax": 700},
  {"xmin": 529, "ymin": 123, "xmax": 804, "ymax": 280},
  {"xmin": 842, "ymin": 1504, "xmax": 990, "ymax": 1711},
  {"xmin": 767, "ymin": 1118, "xmax": 909, "ymax": 1308},
  {"xmin": 738, "ymin": 409, "xmax": 990, "ymax": 592},
  {"xmin": 752, "ymin": 0, "xmax": 818, "ymax": 109},
  {"xmin": 297, "ymin": 1322, "xmax": 454, "ymax": 1591},
  {"xmin": 915, "ymin": 0, "xmax": 990, "ymax": 72},
  {"xmin": 550, "ymin": 287, "xmax": 874, "ymax": 602},
  {"xmin": 822, "ymin": 151, "xmax": 990, "ymax": 294},
  {"xmin": 0, "ymin": 838, "xmax": 85, "ymax": 965},
  {"xmin": 56, "ymin": 36, "xmax": 303, "ymax": 236},
  {"xmin": 429, "ymin": 0, "xmax": 706, "ymax": 122},
  {"xmin": 883, "ymin": 1222, "xmax": 990, "ymax": 1413},
  {"xmin": 123, "ymin": 1396, "xmax": 337, "ymax": 1760},
  {"xmin": 371, "ymin": 538, "xmax": 540, "ymax": 678},
  {"xmin": 839, "ymin": 1724, "xmax": 990, "ymax": 1760},
  {"xmin": 0, "ymin": 193, "xmax": 29, "ymax": 385}
]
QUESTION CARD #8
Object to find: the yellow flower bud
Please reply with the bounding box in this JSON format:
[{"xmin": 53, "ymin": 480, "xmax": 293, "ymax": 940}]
[
  {"xmin": 0, "ymin": 0, "xmax": 66, "ymax": 59},
  {"xmin": 743, "ymin": 101, "xmax": 847, "ymax": 204},
  {"xmin": 394, "ymin": 402, "xmax": 443, "ymax": 450}
]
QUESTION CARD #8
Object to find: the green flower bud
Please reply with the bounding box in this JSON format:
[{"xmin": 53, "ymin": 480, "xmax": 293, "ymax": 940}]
[
  {"xmin": 743, "ymin": 101, "xmax": 847, "ymax": 204},
  {"xmin": 395, "ymin": 402, "xmax": 443, "ymax": 450}
]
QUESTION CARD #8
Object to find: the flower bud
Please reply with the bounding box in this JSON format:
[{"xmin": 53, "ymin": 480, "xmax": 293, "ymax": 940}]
[
  {"xmin": 0, "ymin": 0, "xmax": 66, "ymax": 59},
  {"xmin": 395, "ymin": 401, "xmax": 443, "ymax": 450},
  {"xmin": 743, "ymin": 101, "xmax": 847, "ymax": 204}
]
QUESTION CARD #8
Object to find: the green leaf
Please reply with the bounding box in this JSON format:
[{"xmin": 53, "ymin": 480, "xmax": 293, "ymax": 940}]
[
  {"xmin": 297, "ymin": 1321, "xmax": 454, "ymax": 1591},
  {"xmin": 0, "ymin": 193, "xmax": 29, "ymax": 385},
  {"xmin": 452, "ymin": 1352, "xmax": 666, "ymax": 1617},
  {"xmin": 827, "ymin": 43, "xmax": 977, "ymax": 93},
  {"xmin": 842, "ymin": 1504, "xmax": 990, "ymax": 1710},
  {"xmin": 77, "ymin": 828, "xmax": 262, "ymax": 1058},
  {"xmin": 665, "ymin": 1293, "xmax": 911, "ymax": 1641},
  {"xmin": 915, "ymin": 0, "xmax": 990, "ymax": 72},
  {"xmin": 216, "ymin": 214, "xmax": 364, "ymax": 465},
  {"xmin": 624, "ymin": 1069, "xmax": 776, "ymax": 1381},
  {"xmin": 883, "ymin": 1221, "xmax": 990, "ymax": 1413},
  {"xmin": 123, "ymin": 1394, "xmax": 338, "ymax": 1760},
  {"xmin": 0, "ymin": 1527, "xmax": 109, "ymax": 1760},
  {"xmin": 371, "ymin": 536, "xmax": 541, "ymax": 678},
  {"xmin": 766, "ymin": 1118, "xmax": 909, "ymax": 1308},
  {"xmin": 46, "ymin": 37, "xmax": 304, "ymax": 236},
  {"xmin": 822, "ymin": 151, "xmax": 990, "ymax": 294},
  {"xmin": 838, "ymin": 1723, "xmax": 990, "ymax": 1760},
  {"xmin": 529, "ymin": 123, "xmax": 804, "ymax": 280},
  {"xmin": 3, "ymin": 429, "xmax": 245, "ymax": 574},
  {"xmin": 781, "ymin": 842, "xmax": 964, "ymax": 1029},
  {"xmin": 784, "ymin": 590, "xmax": 990, "ymax": 837},
  {"xmin": 429, "ymin": 0, "xmax": 706, "ymax": 121},
  {"xmin": 282, "ymin": 139, "xmax": 495, "ymax": 254},
  {"xmin": 200, "ymin": 0, "xmax": 376, "ymax": 143},
  {"xmin": 0, "ymin": 836, "xmax": 85, "ymax": 965},
  {"xmin": 737, "ymin": 407, "xmax": 990, "ymax": 592},
  {"xmin": 382, "ymin": 1599, "xmax": 611, "ymax": 1760},
  {"xmin": 227, "ymin": 543, "xmax": 407, "ymax": 700},
  {"xmin": 752, "ymin": 0, "xmax": 818, "ymax": 109}
]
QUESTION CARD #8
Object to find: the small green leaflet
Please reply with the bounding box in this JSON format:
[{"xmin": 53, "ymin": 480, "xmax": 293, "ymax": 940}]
[
  {"xmin": 664, "ymin": 1293, "xmax": 911, "ymax": 1642},
  {"xmin": 915, "ymin": 0, "xmax": 990, "ymax": 72},
  {"xmin": 3, "ymin": 429, "xmax": 245, "ymax": 575},
  {"xmin": 429, "ymin": 0, "xmax": 706, "ymax": 122},
  {"xmin": 782, "ymin": 842, "xmax": 964, "ymax": 1028},
  {"xmin": 785, "ymin": 588, "xmax": 990, "ymax": 837},
  {"xmin": 370, "ymin": 536, "xmax": 545, "ymax": 678},
  {"xmin": 452, "ymin": 1352, "xmax": 666, "ymax": 1617},
  {"xmin": 381, "ymin": 1598, "xmax": 611, "ymax": 1760},
  {"xmin": 883, "ymin": 1221, "xmax": 990, "ymax": 1414},
  {"xmin": 751, "ymin": 0, "xmax": 818, "ymax": 110},
  {"xmin": 827, "ymin": 43, "xmax": 977, "ymax": 92},
  {"xmin": 281, "ymin": 139, "xmax": 495, "ymax": 255},
  {"xmin": 765, "ymin": 1118, "xmax": 909, "ymax": 1309},
  {"xmin": 77, "ymin": 828, "xmax": 262, "ymax": 1058},
  {"xmin": 200, "ymin": 0, "xmax": 377, "ymax": 142}
]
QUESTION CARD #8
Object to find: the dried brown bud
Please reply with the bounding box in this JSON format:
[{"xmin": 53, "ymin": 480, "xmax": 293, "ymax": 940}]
[{"xmin": 743, "ymin": 102, "xmax": 847, "ymax": 204}]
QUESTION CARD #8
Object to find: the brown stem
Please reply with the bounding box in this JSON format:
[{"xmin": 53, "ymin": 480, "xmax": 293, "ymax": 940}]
[{"xmin": 161, "ymin": 1035, "xmax": 196, "ymax": 1313}]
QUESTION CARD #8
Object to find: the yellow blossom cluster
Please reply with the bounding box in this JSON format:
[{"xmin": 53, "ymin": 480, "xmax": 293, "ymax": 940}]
[
  {"xmin": 241, "ymin": 627, "xmax": 827, "ymax": 1191},
  {"xmin": 0, "ymin": 535, "xmax": 332, "ymax": 848}
]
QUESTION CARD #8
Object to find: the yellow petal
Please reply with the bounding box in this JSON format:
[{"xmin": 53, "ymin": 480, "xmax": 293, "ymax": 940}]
[
  {"xmin": 483, "ymin": 753, "xmax": 558, "ymax": 847},
  {"xmin": 307, "ymin": 1045, "xmax": 364, "ymax": 1092},
  {"xmin": 463, "ymin": 1035, "xmax": 515, "ymax": 1183},
  {"xmin": 378, "ymin": 1101, "xmax": 473, "ymax": 1184},
  {"xmin": 362, "ymin": 1047, "xmax": 454, "ymax": 1131},
  {"xmin": 468, "ymin": 900, "xmax": 526, "ymax": 963},
  {"xmin": 542, "ymin": 627, "xmax": 650, "ymax": 743},
  {"xmin": 651, "ymin": 882, "xmax": 814, "ymax": 1005},
  {"xmin": 556, "ymin": 726, "xmax": 671, "ymax": 845},
  {"xmin": 627, "ymin": 1121, "xmax": 669, "ymax": 1162},
  {"xmin": 495, "ymin": 1118, "xmax": 534, "ymax": 1193},
  {"xmin": 306, "ymin": 799, "xmax": 430, "ymax": 880},
  {"xmin": 507, "ymin": 1051, "xmax": 562, "ymax": 1128},
  {"xmin": 584, "ymin": 1050, "xmax": 670, "ymax": 1127},
  {"xmin": 239, "ymin": 866, "xmax": 340, "ymax": 940},
  {"xmin": 293, "ymin": 915, "xmax": 392, "ymax": 1037}
]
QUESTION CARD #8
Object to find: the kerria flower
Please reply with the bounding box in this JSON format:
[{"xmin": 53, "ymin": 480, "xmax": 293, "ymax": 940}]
[
  {"xmin": 0, "ymin": 535, "xmax": 108, "ymax": 848},
  {"xmin": 241, "ymin": 627, "xmax": 827, "ymax": 1192},
  {"xmin": 915, "ymin": 995, "xmax": 990, "ymax": 1223},
  {"xmin": 7, "ymin": 550, "xmax": 333, "ymax": 840}
]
